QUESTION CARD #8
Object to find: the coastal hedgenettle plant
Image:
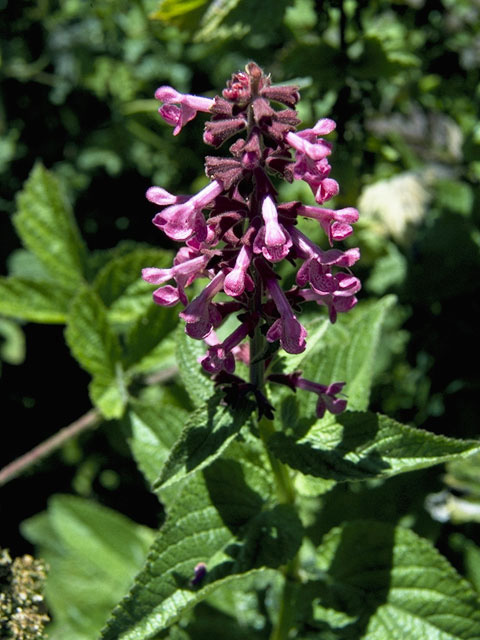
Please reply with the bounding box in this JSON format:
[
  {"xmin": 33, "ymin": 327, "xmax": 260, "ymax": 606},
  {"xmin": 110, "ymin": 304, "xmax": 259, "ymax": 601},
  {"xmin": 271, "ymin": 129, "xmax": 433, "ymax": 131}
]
[
  {"xmin": 97, "ymin": 63, "xmax": 479, "ymax": 640},
  {"xmin": 143, "ymin": 62, "xmax": 360, "ymax": 417},
  {"xmin": 5, "ymin": 62, "xmax": 475, "ymax": 640}
]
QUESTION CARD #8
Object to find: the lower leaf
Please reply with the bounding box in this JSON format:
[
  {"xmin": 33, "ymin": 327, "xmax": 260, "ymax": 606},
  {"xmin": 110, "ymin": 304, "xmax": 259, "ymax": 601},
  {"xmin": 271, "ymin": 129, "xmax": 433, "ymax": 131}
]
[
  {"xmin": 268, "ymin": 411, "xmax": 480, "ymax": 482},
  {"xmin": 311, "ymin": 521, "xmax": 480, "ymax": 639}
]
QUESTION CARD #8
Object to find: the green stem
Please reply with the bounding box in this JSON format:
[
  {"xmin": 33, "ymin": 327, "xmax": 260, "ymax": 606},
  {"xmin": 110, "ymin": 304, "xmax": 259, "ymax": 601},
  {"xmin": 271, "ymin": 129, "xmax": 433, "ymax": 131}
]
[
  {"xmin": 249, "ymin": 323, "xmax": 295, "ymax": 505},
  {"xmin": 249, "ymin": 323, "xmax": 300, "ymax": 640},
  {"xmin": 270, "ymin": 574, "xmax": 297, "ymax": 640}
]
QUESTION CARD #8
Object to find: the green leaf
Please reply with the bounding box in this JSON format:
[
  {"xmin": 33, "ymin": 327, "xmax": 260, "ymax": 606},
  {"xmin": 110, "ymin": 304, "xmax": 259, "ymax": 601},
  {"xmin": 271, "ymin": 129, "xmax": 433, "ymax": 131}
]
[
  {"xmin": 65, "ymin": 287, "xmax": 126, "ymax": 418},
  {"xmin": 127, "ymin": 398, "xmax": 189, "ymax": 487},
  {"xmin": 298, "ymin": 296, "xmax": 396, "ymax": 415},
  {"xmin": 93, "ymin": 247, "xmax": 172, "ymax": 324},
  {"xmin": 7, "ymin": 248, "xmax": 56, "ymax": 281},
  {"xmin": 90, "ymin": 373, "xmax": 128, "ymax": 420},
  {"xmin": 21, "ymin": 495, "xmax": 154, "ymax": 640},
  {"xmin": 0, "ymin": 276, "xmax": 71, "ymax": 323},
  {"xmin": 435, "ymin": 179, "xmax": 474, "ymax": 216},
  {"xmin": 181, "ymin": 599, "xmax": 268, "ymax": 640},
  {"xmin": 268, "ymin": 411, "xmax": 480, "ymax": 482},
  {"xmin": 194, "ymin": 0, "xmax": 242, "ymax": 41},
  {"xmin": 195, "ymin": 0, "xmax": 290, "ymax": 42},
  {"xmin": 13, "ymin": 164, "xmax": 86, "ymax": 290},
  {"xmin": 176, "ymin": 327, "xmax": 215, "ymax": 407},
  {"xmin": 155, "ymin": 393, "xmax": 255, "ymax": 490},
  {"xmin": 313, "ymin": 521, "xmax": 480, "ymax": 639},
  {"xmin": 0, "ymin": 318, "xmax": 25, "ymax": 364},
  {"xmin": 366, "ymin": 243, "xmax": 407, "ymax": 294},
  {"xmin": 102, "ymin": 443, "xmax": 301, "ymax": 640},
  {"xmin": 450, "ymin": 535, "xmax": 480, "ymax": 594},
  {"xmin": 150, "ymin": 0, "xmax": 209, "ymax": 22},
  {"xmin": 124, "ymin": 301, "xmax": 178, "ymax": 371}
]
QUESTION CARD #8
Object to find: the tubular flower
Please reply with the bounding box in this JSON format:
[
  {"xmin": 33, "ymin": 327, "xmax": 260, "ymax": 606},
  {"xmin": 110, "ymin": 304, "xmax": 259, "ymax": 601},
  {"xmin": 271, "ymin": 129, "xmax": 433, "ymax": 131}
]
[
  {"xmin": 155, "ymin": 86, "xmax": 215, "ymax": 135},
  {"xmin": 143, "ymin": 63, "xmax": 362, "ymax": 417}
]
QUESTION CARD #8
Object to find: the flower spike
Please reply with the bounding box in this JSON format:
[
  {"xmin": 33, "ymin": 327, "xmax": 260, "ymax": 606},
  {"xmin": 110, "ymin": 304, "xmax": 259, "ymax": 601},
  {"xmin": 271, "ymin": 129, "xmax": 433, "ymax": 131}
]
[{"xmin": 144, "ymin": 63, "xmax": 361, "ymax": 418}]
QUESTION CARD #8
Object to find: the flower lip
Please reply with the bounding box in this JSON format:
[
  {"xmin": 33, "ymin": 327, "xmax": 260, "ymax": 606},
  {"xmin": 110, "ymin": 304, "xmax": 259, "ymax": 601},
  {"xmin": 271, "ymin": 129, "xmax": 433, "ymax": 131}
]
[
  {"xmin": 155, "ymin": 86, "xmax": 215, "ymax": 135},
  {"xmin": 265, "ymin": 278, "xmax": 307, "ymax": 354}
]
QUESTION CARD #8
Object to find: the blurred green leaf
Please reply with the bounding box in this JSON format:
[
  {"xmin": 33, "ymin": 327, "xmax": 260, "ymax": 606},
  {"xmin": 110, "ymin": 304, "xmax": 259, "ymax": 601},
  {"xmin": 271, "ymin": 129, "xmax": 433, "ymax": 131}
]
[
  {"xmin": 434, "ymin": 178, "xmax": 474, "ymax": 216},
  {"xmin": 93, "ymin": 247, "xmax": 172, "ymax": 324},
  {"xmin": 150, "ymin": 0, "xmax": 209, "ymax": 29},
  {"xmin": 65, "ymin": 287, "xmax": 126, "ymax": 418},
  {"xmin": 13, "ymin": 164, "xmax": 87, "ymax": 291},
  {"xmin": 0, "ymin": 277, "xmax": 71, "ymax": 323},
  {"xmin": 366, "ymin": 243, "xmax": 407, "ymax": 294},
  {"xmin": 450, "ymin": 534, "xmax": 480, "ymax": 594},
  {"xmin": 0, "ymin": 318, "xmax": 25, "ymax": 364},
  {"xmin": 21, "ymin": 495, "xmax": 154, "ymax": 640}
]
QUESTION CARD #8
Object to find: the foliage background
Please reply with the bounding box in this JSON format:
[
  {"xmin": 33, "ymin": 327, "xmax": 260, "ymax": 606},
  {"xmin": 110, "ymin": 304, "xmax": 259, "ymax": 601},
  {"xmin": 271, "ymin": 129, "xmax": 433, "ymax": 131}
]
[{"xmin": 1, "ymin": 0, "xmax": 480, "ymax": 636}]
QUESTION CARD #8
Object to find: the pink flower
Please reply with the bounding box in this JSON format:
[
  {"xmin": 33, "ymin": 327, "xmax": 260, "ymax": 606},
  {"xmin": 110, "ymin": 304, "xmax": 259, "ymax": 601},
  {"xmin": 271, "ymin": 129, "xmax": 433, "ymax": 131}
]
[
  {"xmin": 224, "ymin": 245, "xmax": 254, "ymax": 297},
  {"xmin": 253, "ymin": 196, "xmax": 292, "ymax": 263},
  {"xmin": 200, "ymin": 322, "xmax": 251, "ymax": 374},
  {"xmin": 266, "ymin": 278, "xmax": 307, "ymax": 354},
  {"xmin": 155, "ymin": 86, "xmax": 214, "ymax": 135},
  {"xmin": 146, "ymin": 186, "xmax": 190, "ymax": 206},
  {"xmin": 286, "ymin": 120, "xmax": 340, "ymax": 205},
  {"xmin": 285, "ymin": 131, "xmax": 332, "ymax": 161},
  {"xmin": 142, "ymin": 248, "xmax": 209, "ymax": 306},
  {"xmin": 299, "ymin": 273, "xmax": 361, "ymax": 323},
  {"xmin": 179, "ymin": 271, "xmax": 226, "ymax": 338},
  {"xmin": 267, "ymin": 372, "xmax": 347, "ymax": 418},
  {"xmin": 153, "ymin": 180, "xmax": 223, "ymax": 242},
  {"xmin": 296, "ymin": 378, "xmax": 347, "ymax": 418},
  {"xmin": 296, "ymin": 205, "xmax": 359, "ymax": 245},
  {"xmin": 290, "ymin": 226, "xmax": 360, "ymax": 269}
]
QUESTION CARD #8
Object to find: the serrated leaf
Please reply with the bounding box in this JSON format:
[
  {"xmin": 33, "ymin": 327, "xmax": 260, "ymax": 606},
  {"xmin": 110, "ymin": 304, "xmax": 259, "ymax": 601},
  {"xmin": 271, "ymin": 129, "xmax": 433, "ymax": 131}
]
[
  {"xmin": 7, "ymin": 249, "xmax": 56, "ymax": 281},
  {"xmin": 102, "ymin": 445, "xmax": 301, "ymax": 640},
  {"xmin": 176, "ymin": 327, "xmax": 214, "ymax": 407},
  {"xmin": 155, "ymin": 393, "xmax": 255, "ymax": 490},
  {"xmin": 298, "ymin": 296, "xmax": 396, "ymax": 415},
  {"xmin": 21, "ymin": 495, "xmax": 154, "ymax": 640},
  {"xmin": 65, "ymin": 287, "xmax": 126, "ymax": 418},
  {"xmin": 90, "ymin": 371, "xmax": 127, "ymax": 419},
  {"xmin": 268, "ymin": 411, "xmax": 480, "ymax": 482},
  {"xmin": 93, "ymin": 247, "xmax": 172, "ymax": 324},
  {"xmin": 124, "ymin": 301, "xmax": 178, "ymax": 370},
  {"xmin": 127, "ymin": 398, "xmax": 189, "ymax": 487},
  {"xmin": 0, "ymin": 276, "xmax": 71, "ymax": 323},
  {"xmin": 13, "ymin": 163, "xmax": 86, "ymax": 290},
  {"xmin": 313, "ymin": 521, "xmax": 480, "ymax": 639}
]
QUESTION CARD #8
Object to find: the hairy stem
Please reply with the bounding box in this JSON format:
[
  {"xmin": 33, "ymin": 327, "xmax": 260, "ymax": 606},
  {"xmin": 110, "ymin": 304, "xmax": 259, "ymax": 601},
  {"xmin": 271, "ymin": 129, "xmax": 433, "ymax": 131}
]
[
  {"xmin": 249, "ymin": 322, "xmax": 295, "ymax": 504},
  {"xmin": 249, "ymin": 322, "xmax": 300, "ymax": 640}
]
